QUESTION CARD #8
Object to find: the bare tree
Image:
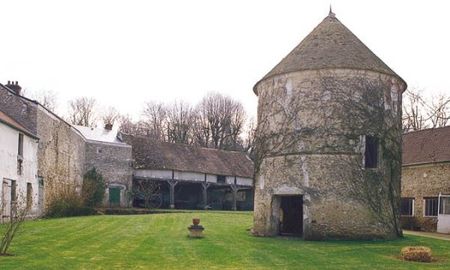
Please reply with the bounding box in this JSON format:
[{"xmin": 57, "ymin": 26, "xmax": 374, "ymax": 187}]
[
  {"xmin": 402, "ymin": 89, "xmax": 426, "ymax": 131},
  {"xmin": 142, "ymin": 102, "xmax": 167, "ymax": 141},
  {"xmin": 427, "ymin": 93, "xmax": 450, "ymax": 128},
  {"xmin": 30, "ymin": 89, "xmax": 58, "ymax": 112},
  {"xmin": 243, "ymin": 117, "xmax": 257, "ymax": 154},
  {"xmin": 1, "ymin": 192, "xmax": 28, "ymax": 256},
  {"xmin": 195, "ymin": 92, "xmax": 246, "ymax": 150},
  {"xmin": 166, "ymin": 101, "xmax": 195, "ymax": 144},
  {"xmin": 67, "ymin": 97, "xmax": 97, "ymax": 127},
  {"xmin": 101, "ymin": 107, "xmax": 120, "ymax": 127},
  {"xmin": 402, "ymin": 88, "xmax": 450, "ymax": 132},
  {"xmin": 132, "ymin": 180, "xmax": 161, "ymax": 209},
  {"xmin": 192, "ymin": 104, "xmax": 211, "ymax": 147},
  {"xmin": 118, "ymin": 115, "xmax": 149, "ymax": 136}
]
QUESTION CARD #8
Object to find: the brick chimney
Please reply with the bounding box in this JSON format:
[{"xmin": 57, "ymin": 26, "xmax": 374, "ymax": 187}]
[
  {"xmin": 6, "ymin": 81, "xmax": 22, "ymax": 95},
  {"xmin": 105, "ymin": 123, "xmax": 113, "ymax": 130}
]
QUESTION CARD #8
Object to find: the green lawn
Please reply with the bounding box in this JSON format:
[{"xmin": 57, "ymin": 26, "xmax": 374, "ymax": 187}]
[{"xmin": 1, "ymin": 211, "xmax": 450, "ymax": 269}]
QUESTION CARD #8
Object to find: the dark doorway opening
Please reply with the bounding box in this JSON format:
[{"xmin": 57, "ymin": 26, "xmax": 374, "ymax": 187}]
[{"xmin": 279, "ymin": 195, "xmax": 303, "ymax": 236}]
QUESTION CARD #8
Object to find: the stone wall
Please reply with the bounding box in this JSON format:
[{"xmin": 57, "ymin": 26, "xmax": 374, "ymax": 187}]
[
  {"xmin": 401, "ymin": 163, "xmax": 450, "ymax": 231},
  {"xmin": 36, "ymin": 108, "xmax": 86, "ymax": 207},
  {"xmin": 253, "ymin": 69, "xmax": 405, "ymax": 240},
  {"xmin": 84, "ymin": 141, "xmax": 132, "ymax": 207}
]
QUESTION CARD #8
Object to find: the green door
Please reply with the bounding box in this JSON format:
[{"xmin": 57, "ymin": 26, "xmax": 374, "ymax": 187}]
[{"xmin": 109, "ymin": 187, "xmax": 120, "ymax": 207}]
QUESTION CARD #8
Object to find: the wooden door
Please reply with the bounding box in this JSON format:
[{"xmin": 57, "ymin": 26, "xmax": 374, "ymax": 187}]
[
  {"xmin": 109, "ymin": 187, "xmax": 121, "ymax": 207},
  {"xmin": 280, "ymin": 195, "xmax": 303, "ymax": 236}
]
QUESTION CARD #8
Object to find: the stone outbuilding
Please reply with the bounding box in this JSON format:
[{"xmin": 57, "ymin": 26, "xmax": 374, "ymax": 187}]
[
  {"xmin": 401, "ymin": 126, "xmax": 450, "ymax": 233},
  {"xmin": 74, "ymin": 125, "xmax": 133, "ymax": 208},
  {"xmin": 252, "ymin": 12, "xmax": 407, "ymax": 240}
]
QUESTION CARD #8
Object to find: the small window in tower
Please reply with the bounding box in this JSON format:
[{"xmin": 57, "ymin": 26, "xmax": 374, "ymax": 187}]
[{"xmin": 364, "ymin": 135, "xmax": 378, "ymax": 168}]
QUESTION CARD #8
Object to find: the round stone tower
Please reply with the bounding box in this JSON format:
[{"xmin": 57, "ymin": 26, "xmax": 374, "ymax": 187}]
[{"xmin": 252, "ymin": 11, "xmax": 407, "ymax": 240}]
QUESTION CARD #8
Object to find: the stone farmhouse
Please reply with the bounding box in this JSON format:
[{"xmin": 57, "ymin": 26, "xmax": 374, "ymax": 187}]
[
  {"xmin": 252, "ymin": 11, "xmax": 406, "ymax": 240},
  {"xmin": 74, "ymin": 125, "xmax": 133, "ymax": 208},
  {"xmin": 0, "ymin": 109, "xmax": 40, "ymax": 221},
  {"xmin": 0, "ymin": 82, "xmax": 86, "ymax": 215},
  {"xmin": 0, "ymin": 82, "xmax": 254, "ymax": 214},
  {"xmin": 401, "ymin": 126, "xmax": 450, "ymax": 233}
]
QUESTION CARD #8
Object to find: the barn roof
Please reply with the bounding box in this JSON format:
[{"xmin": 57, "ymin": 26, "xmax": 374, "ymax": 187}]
[
  {"xmin": 254, "ymin": 12, "xmax": 405, "ymax": 93},
  {"xmin": 123, "ymin": 135, "xmax": 254, "ymax": 178},
  {"xmin": 403, "ymin": 126, "xmax": 450, "ymax": 166},
  {"xmin": 0, "ymin": 110, "xmax": 38, "ymax": 139}
]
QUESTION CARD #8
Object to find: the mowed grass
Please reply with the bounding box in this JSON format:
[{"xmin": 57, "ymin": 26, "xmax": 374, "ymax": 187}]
[{"xmin": 1, "ymin": 211, "xmax": 450, "ymax": 269}]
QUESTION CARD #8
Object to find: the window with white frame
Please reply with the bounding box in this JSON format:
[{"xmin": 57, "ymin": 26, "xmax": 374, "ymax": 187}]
[
  {"xmin": 400, "ymin": 198, "xmax": 414, "ymax": 216},
  {"xmin": 424, "ymin": 197, "xmax": 438, "ymax": 217},
  {"xmin": 439, "ymin": 196, "xmax": 450, "ymax": 215}
]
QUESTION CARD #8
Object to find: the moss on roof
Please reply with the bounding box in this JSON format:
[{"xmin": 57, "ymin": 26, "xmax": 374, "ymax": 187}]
[{"xmin": 254, "ymin": 13, "xmax": 405, "ymax": 93}]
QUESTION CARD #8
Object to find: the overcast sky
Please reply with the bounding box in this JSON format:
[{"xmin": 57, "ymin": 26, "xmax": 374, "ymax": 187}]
[{"xmin": 1, "ymin": 0, "xmax": 449, "ymax": 120}]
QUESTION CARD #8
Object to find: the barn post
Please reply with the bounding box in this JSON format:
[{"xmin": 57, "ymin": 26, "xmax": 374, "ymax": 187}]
[
  {"xmin": 201, "ymin": 182, "xmax": 210, "ymax": 209},
  {"xmin": 168, "ymin": 179, "xmax": 178, "ymax": 209},
  {"xmin": 230, "ymin": 184, "xmax": 238, "ymax": 211}
]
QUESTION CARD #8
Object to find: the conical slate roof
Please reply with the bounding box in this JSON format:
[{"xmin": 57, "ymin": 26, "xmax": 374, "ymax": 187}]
[{"xmin": 254, "ymin": 12, "xmax": 405, "ymax": 92}]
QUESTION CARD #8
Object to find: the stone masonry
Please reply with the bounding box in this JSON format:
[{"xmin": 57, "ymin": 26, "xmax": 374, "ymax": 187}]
[
  {"xmin": 84, "ymin": 140, "xmax": 132, "ymax": 207},
  {"xmin": 401, "ymin": 163, "xmax": 450, "ymax": 231},
  {"xmin": 252, "ymin": 12, "xmax": 407, "ymax": 240}
]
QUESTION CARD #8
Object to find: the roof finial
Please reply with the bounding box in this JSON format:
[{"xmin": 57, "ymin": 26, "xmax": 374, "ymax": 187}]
[{"xmin": 329, "ymin": 4, "xmax": 335, "ymax": 17}]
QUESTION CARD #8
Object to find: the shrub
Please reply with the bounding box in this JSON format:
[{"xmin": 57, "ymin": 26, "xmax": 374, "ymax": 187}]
[
  {"xmin": 82, "ymin": 168, "xmax": 106, "ymax": 207},
  {"xmin": 45, "ymin": 186, "xmax": 96, "ymax": 218},
  {"xmin": 401, "ymin": 246, "xmax": 432, "ymax": 263}
]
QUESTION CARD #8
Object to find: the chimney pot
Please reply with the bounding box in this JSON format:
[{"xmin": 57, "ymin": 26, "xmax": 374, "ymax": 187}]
[{"xmin": 6, "ymin": 80, "xmax": 22, "ymax": 96}]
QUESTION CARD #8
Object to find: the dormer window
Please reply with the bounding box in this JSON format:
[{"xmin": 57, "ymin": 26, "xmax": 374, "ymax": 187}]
[{"xmin": 364, "ymin": 135, "xmax": 378, "ymax": 168}]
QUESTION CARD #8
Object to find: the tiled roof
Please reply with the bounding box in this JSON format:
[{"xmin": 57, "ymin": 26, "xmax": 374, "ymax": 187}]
[
  {"xmin": 0, "ymin": 110, "xmax": 38, "ymax": 139},
  {"xmin": 403, "ymin": 126, "xmax": 450, "ymax": 166},
  {"xmin": 254, "ymin": 13, "xmax": 406, "ymax": 93},
  {"xmin": 123, "ymin": 135, "xmax": 254, "ymax": 178}
]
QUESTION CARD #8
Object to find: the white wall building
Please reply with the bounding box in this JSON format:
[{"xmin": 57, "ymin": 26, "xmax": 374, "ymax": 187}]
[{"xmin": 0, "ymin": 110, "xmax": 40, "ymax": 222}]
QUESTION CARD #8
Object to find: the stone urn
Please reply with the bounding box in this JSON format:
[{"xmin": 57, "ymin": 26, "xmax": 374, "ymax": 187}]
[
  {"xmin": 193, "ymin": 218, "xmax": 200, "ymax": 225},
  {"xmin": 188, "ymin": 218, "xmax": 204, "ymax": 238}
]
